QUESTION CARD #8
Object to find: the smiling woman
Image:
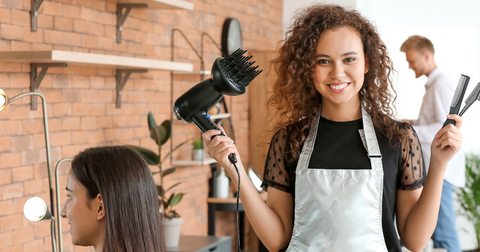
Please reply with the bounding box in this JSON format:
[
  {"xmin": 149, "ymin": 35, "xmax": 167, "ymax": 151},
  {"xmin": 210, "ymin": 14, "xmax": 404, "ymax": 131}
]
[
  {"xmin": 60, "ymin": 146, "xmax": 166, "ymax": 252},
  {"xmin": 201, "ymin": 4, "xmax": 465, "ymax": 252}
]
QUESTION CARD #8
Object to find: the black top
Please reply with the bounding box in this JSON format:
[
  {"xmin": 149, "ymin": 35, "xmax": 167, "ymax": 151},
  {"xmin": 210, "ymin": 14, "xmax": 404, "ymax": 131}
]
[{"xmin": 262, "ymin": 117, "xmax": 426, "ymax": 252}]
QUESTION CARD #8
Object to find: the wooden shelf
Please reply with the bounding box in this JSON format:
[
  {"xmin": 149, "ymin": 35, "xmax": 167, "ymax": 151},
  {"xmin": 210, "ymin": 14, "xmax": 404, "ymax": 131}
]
[
  {"xmin": 106, "ymin": 0, "xmax": 193, "ymax": 10},
  {"xmin": 0, "ymin": 50, "xmax": 193, "ymax": 72},
  {"xmin": 172, "ymin": 157, "xmax": 216, "ymax": 166},
  {"xmin": 173, "ymin": 70, "xmax": 211, "ymax": 75},
  {"xmin": 210, "ymin": 113, "xmax": 231, "ymax": 120}
]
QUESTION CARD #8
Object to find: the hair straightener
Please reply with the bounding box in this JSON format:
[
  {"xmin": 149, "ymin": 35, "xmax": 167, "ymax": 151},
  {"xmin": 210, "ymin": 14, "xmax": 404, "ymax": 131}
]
[{"xmin": 443, "ymin": 74, "xmax": 470, "ymax": 127}]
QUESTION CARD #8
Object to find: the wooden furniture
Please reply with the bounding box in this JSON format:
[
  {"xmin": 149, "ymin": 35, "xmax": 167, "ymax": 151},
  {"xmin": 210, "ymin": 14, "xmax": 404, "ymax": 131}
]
[
  {"xmin": 167, "ymin": 235, "xmax": 231, "ymax": 252},
  {"xmin": 247, "ymin": 50, "xmax": 278, "ymax": 179},
  {"xmin": 0, "ymin": 50, "xmax": 192, "ymax": 71},
  {"xmin": 106, "ymin": 0, "xmax": 194, "ymax": 10},
  {"xmin": 207, "ymin": 192, "xmax": 267, "ymax": 251}
]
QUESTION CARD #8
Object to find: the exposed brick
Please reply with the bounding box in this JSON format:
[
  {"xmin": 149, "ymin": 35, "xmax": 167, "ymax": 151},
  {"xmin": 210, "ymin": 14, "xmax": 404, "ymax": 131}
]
[
  {"xmin": 0, "ymin": 136, "xmax": 11, "ymax": 152},
  {"xmin": 53, "ymin": 103, "xmax": 72, "ymax": 117},
  {"xmin": 90, "ymin": 22, "xmax": 104, "ymax": 37},
  {"xmin": 41, "ymin": 1, "xmax": 62, "ymax": 15},
  {"xmin": 0, "ymin": 24, "xmax": 23, "ymax": 40},
  {"xmin": 64, "ymin": 31, "xmax": 82, "ymax": 47},
  {"xmin": 73, "ymin": 19, "xmax": 90, "ymax": 34},
  {"xmin": 31, "ymin": 43, "xmax": 53, "ymax": 50},
  {"xmin": 0, "ymin": 169, "xmax": 11, "ymax": 185},
  {"xmin": 37, "ymin": 14, "xmax": 54, "ymax": 29},
  {"xmin": 0, "ymin": 231, "xmax": 12, "ymax": 249},
  {"xmin": 70, "ymin": 75, "xmax": 89, "ymax": 88},
  {"xmin": 21, "ymin": 148, "xmax": 47, "ymax": 166},
  {"xmin": 32, "ymin": 221, "xmax": 50, "ymax": 240},
  {"xmin": 0, "ymin": 152, "xmax": 21, "ymax": 169},
  {"xmin": 9, "ymin": 73, "xmax": 29, "ymax": 88},
  {"xmin": 0, "ymin": 1, "xmax": 21, "ymax": 10},
  {"xmin": 1, "ymin": 183, "xmax": 23, "ymax": 200},
  {"xmin": 49, "ymin": 131, "xmax": 71, "ymax": 147},
  {"xmin": 0, "ymin": 8, "xmax": 11, "ymax": 24},
  {"xmin": 0, "ymin": 39, "xmax": 10, "ymax": 51},
  {"xmin": 62, "ymin": 117, "xmax": 81, "ymax": 131},
  {"xmin": 71, "ymin": 130, "xmax": 89, "ymax": 144},
  {"xmin": 11, "ymin": 10, "xmax": 29, "ymax": 27},
  {"xmin": 22, "ymin": 239, "xmax": 44, "ymax": 251},
  {"xmin": 11, "ymin": 166, "xmax": 33, "ymax": 182},
  {"xmin": 54, "ymin": 16, "xmax": 74, "ymax": 32},
  {"xmin": 11, "ymin": 135, "xmax": 33, "ymax": 152},
  {"xmin": 82, "ymin": 34, "xmax": 98, "ymax": 48},
  {"xmin": 44, "ymin": 29, "xmax": 64, "ymax": 44},
  {"xmin": 12, "ymin": 227, "xmax": 34, "ymax": 245},
  {"xmin": 80, "ymin": 6, "xmax": 96, "ymax": 22},
  {"xmin": 80, "ymin": 116, "xmax": 97, "ymax": 130},
  {"xmin": 97, "ymin": 11, "xmax": 113, "ymax": 25},
  {"xmin": 62, "ymin": 4, "xmax": 81, "ymax": 19},
  {"xmin": 22, "ymin": 26, "xmax": 43, "ymax": 43},
  {"xmin": 23, "ymin": 178, "xmax": 46, "ymax": 196}
]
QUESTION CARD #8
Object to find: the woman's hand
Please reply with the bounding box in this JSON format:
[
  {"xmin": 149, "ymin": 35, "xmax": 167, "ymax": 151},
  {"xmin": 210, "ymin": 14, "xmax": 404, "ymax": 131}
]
[
  {"xmin": 202, "ymin": 124, "xmax": 243, "ymax": 177},
  {"xmin": 430, "ymin": 114, "xmax": 463, "ymax": 169}
]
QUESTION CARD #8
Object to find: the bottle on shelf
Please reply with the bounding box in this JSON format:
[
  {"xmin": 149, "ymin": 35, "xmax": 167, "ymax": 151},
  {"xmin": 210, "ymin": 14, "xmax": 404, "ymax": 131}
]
[{"xmin": 216, "ymin": 167, "xmax": 229, "ymax": 198}]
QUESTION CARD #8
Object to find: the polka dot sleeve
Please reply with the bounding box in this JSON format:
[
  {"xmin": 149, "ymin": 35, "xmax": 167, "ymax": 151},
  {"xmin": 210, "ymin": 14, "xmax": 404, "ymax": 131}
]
[
  {"xmin": 399, "ymin": 123, "xmax": 426, "ymax": 190},
  {"xmin": 261, "ymin": 130, "xmax": 293, "ymax": 193}
]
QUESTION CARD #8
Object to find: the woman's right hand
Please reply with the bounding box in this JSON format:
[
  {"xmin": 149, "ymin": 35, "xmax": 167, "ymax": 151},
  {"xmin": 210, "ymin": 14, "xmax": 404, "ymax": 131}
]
[{"xmin": 202, "ymin": 124, "xmax": 243, "ymax": 178}]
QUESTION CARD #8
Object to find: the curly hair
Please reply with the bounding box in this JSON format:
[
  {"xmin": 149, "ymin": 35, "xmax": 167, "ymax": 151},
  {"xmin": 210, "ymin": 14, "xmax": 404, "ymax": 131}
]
[{"xmin": 268, "ymin": 4, "xmax": 405, "ymax": 161}]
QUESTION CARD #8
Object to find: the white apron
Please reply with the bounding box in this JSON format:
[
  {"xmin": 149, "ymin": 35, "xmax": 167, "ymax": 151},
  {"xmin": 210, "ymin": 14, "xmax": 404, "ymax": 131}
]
[{"xmin": 286, "ymin": 107, "xmax": 388, "ymax": 252}]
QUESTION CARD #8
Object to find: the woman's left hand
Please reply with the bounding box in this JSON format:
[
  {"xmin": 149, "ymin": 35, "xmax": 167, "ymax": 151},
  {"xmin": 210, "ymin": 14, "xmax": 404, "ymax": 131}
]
[{"xmin": 430, "ymin": 114, "xmax": 463, "ymax": 168}]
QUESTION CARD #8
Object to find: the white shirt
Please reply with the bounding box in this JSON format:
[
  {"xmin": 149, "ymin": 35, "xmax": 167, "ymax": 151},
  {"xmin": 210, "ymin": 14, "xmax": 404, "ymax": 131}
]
[{"xmin": 411, "ymin": 67, "xmax": 465, "ymax": 187}]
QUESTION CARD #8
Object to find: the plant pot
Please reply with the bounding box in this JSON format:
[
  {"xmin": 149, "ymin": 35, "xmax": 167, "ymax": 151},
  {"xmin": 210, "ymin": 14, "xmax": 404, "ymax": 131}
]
[
  {"xmin": 192, "ymin": 149, "xmax": 204, "ymax": 161},
  {"xmin": 164, "ymin": 217, "xmax": 183, "ymax": 248}
]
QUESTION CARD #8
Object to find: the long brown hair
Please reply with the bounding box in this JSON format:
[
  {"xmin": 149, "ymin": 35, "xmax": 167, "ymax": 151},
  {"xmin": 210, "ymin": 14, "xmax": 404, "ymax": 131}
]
[
  {"xmin": 268, "ymin": 4, "xmax": 405, "ymax": 160},
  {"xmin": 71, "ymin": 146, "xmax": 165, "ymax": 252}
]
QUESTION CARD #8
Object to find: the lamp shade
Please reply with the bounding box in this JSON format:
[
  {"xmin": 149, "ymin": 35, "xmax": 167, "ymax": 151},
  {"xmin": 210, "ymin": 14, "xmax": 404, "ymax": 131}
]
[
  {"xmin": 24, "ymin": 197, "xmax": 52, "ymax": 222},
  {"xmin": 0, "ymin": 88, "xmax": 9, "ymax": 111}
]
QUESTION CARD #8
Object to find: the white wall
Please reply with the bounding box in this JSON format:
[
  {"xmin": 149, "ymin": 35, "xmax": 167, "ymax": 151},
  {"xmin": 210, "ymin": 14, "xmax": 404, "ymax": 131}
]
[{"xmin": 283, "ymin": 0, "xmax": 480, "ymax": 249}]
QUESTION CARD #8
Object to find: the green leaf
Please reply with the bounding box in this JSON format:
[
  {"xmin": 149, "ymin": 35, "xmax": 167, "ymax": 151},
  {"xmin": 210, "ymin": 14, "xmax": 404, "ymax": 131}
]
[
  {"xmin": 166, "ymin": 194, "xmax": 175, "ymax": 206},
  {"xmin": 150, "ymin": 125, "xmax": 165, "ymax": 146},
  {"xmin": 162, "ymin": 167, "xmax": 177, "ymax": 177},
  {"xmin": 147, "ymin": 112, "xmax": 156, "ymax": 131},
  {"xmin": 130, "ymin": 146, "xmax": 159, "ymax": 165},
  {"xmin": 159, "ymin": 120, "xmax": 171, "ymax": 145},
  {"xmin": 162, "ymin": 200, "xmax": 169, "ymax": 210},
  {"xmin": 169, "ymin": 193, "xmax": 184, "ymax": 207},
  {"xmin": 166, "ymin": 182, "xmax": 182, "ymax": 192},
  {"xmin": 156, "ymin": 185, "xmax": 165, "ymax": 198}
]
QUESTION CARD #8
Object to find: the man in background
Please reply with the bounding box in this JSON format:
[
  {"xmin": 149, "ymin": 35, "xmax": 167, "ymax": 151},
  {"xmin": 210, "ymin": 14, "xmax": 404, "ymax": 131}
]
[{"xmin": 400, "ymin": 35, "xmax": 465, "ymax": 252}]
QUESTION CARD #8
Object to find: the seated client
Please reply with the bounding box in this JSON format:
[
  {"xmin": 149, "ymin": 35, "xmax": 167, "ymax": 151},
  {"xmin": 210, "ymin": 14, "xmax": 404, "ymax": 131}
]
[{"xmin": 60, "ymin": 145, "xmax": 165, "ymax": 252}]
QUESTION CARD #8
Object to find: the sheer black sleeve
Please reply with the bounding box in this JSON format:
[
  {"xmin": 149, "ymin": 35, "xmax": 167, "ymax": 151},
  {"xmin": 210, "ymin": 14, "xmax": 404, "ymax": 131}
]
[
  {"xmin": 261, "ymin": 130, "xmax": 292, "ymax": 193},
  {"xmin": 398, "ymin": 123, "xmax": 426, "ymax": 190}
]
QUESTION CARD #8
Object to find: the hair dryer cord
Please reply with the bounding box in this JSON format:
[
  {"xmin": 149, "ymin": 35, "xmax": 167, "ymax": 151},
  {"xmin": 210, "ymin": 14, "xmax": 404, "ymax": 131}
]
[{"xmin": 228, "ymin": 153, "xmax": 241, "ymax": 252}]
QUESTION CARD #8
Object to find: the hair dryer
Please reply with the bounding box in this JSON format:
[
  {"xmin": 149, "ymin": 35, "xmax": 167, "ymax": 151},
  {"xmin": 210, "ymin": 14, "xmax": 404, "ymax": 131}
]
[{"xmin": 173, "ymin": 49, "xmax": 262, "ymax": 137}]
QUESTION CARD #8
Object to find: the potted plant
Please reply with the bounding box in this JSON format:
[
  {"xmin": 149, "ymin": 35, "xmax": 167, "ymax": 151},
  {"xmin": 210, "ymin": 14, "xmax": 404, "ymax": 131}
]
[
  {"xmin": 192, "ymin": 139, "xmax": 204, "ymax": 161},
  {"xmin": 456, "ymin": 154, "xmax": 480, "ymax": 251},
  {"xmin": 131, "ymin": 112, "xmax": 188, "ymax": 248}
]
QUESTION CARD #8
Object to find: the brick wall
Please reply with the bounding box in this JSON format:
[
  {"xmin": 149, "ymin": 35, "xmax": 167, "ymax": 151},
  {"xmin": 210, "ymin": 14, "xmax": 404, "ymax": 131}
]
[{"xmin": 0, "ymin": 0, "xmax": 283, "ymax": 251}]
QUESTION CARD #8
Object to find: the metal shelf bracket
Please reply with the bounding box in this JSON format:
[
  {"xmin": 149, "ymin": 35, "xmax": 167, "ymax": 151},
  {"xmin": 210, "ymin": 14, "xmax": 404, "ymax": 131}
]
[
  {"xmin": 31, "ymin": 0, "xmax": 44, "ymax": 31},
  {"xmin": 117, "ymin": 4, "xmax": 148, "ymax": 43},
  {"xmin": 30, "ymin": 63, "xmax": 67, "ymax": 110},
  {"xmin": 115, "ymin": 69, "xmax": 148, "ymax": 108}
]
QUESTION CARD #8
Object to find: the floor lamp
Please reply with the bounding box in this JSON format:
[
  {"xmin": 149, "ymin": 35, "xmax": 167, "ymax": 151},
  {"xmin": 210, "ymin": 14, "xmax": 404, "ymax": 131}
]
[{"xmin": 0, "ymin": 88, "xmax": 58, "ymax": 252}]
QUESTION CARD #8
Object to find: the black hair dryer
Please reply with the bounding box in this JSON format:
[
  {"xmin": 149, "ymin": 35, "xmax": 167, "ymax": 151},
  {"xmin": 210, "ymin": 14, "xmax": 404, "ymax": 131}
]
[{"xmin": 173, "ymin": 49, "xmax": 262, "ymax": 138}]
